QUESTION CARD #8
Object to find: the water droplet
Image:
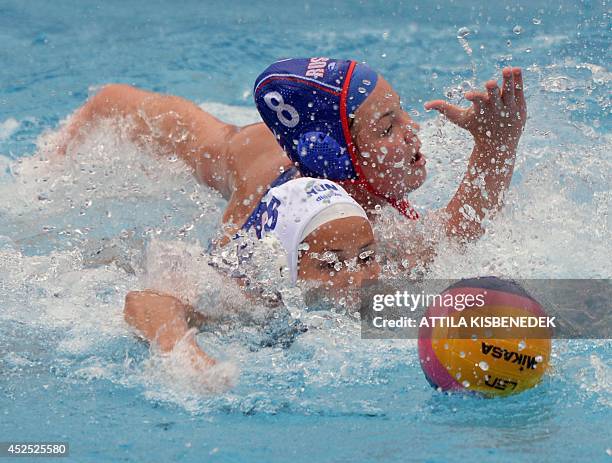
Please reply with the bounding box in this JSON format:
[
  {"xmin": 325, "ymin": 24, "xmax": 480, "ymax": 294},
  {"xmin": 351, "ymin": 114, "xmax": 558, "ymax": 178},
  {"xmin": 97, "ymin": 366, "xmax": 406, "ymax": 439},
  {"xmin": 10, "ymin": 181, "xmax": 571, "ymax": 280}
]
[
  {"xmin": 307, "ymin": 101, "xmax": 314, "ymax": 108},
  {"xmin": 506, "ymin": 39, "xmax": 512, "ymax": 47},
  {"xmin": 360, "ymin": 151, "xmax": 371, "ymax": 159},
  {"xmin": 334, "ymin": 262, "xmax": 342, "ymax": 271},
  {"xmin": 459, "ymin": 351, "xmax": 466, "ymax": 358},
  {"xmin": 455, "ymin": 372, "xmax": 462, "ymax": 379},
  {"xmin": 358, "ymin": 87, "xmax": 367, "ymax": 94},
  {"xmin": 485, "ymin": 130, "xmax": 492, "ymax": 138},
  {"xmin": 380, "ymin": 146, "xmax": 388, "ymax": 155},
  {"xmin": 535, "ymin": 355, "xmax": 543, "ymax": 363},
  {"xmin": 532, "ymin": 18, "xmax": 541, "ymax": 25},
  {"xmin": 456, "ymin": 27, "xmax": 471, "ymax": 39},
  {"xmin": 298, "ymin": 242, "xmax": 310, "ymax": 251},
  {"xmin": 381, "ymin": 53, "xmax": 387, "ymax": 59},
  {"xmin": 513, "ymin": 25, "xmax": 522, "ymax": 35},
  {"xmin": 478, "ymin": 361, "xmax": 489, "ymax": 371},
  {"xmin": 462, "ymin": 380, "xmax": 471, "ymax": 388},
  {"xmin": 518, "ymin": 340, "xmax": 526, "ymax": 351}
]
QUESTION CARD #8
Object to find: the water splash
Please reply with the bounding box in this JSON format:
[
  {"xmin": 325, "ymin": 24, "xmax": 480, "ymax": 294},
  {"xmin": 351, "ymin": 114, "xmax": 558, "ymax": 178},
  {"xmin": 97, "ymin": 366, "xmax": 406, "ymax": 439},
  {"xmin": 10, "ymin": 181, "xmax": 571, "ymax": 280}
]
[
  {"xmin": 0, "ymin": 94, "xmax": 610, "ymax": 414},
  {"xmin": 456, "ymin": 27, "xmax": 477, "ymax": 88}
]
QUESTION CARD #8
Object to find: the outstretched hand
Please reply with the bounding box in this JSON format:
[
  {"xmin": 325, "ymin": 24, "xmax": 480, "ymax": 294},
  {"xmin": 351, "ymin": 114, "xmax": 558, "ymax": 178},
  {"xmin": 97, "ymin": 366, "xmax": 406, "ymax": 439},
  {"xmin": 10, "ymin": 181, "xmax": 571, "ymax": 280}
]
[{"xmin": 424, "ymin": 67, "xmax": 526, "ymax": 152}]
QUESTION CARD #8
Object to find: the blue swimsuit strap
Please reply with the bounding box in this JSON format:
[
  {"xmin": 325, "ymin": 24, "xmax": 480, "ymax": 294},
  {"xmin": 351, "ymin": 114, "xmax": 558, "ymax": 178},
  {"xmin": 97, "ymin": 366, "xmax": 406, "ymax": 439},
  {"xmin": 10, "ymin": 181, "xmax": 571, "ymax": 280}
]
[{"xmin": 241, "ymin": 166, "xmax": 299, "ymax": 234}]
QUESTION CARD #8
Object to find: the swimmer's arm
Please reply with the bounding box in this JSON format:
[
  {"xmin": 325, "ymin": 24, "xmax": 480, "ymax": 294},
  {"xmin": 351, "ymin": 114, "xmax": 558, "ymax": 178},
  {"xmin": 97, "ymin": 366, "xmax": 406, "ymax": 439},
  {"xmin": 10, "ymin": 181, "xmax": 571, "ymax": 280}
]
[
  {"xmin": 56, "ymin": 84, "xmax": 237, "ymax": 194},
  {"xmin": 425, "ymin": 67, "xmax": 526, "ymax": 241},
  {"xmin": 124, "ymin": 290, "xmax": 215, "ymax": 366}
]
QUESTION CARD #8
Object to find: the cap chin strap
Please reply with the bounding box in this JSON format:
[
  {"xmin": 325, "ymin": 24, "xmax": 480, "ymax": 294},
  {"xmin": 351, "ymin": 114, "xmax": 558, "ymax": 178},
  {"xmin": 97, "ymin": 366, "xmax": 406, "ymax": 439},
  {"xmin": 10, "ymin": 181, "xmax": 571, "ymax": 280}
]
[
  {"xmin": 340, "ymin": 178, "xmax": 419, "ymax": 220},
  {"xmin": 339, "ymin": 61, "xmax": 419, "ymax": 221}
]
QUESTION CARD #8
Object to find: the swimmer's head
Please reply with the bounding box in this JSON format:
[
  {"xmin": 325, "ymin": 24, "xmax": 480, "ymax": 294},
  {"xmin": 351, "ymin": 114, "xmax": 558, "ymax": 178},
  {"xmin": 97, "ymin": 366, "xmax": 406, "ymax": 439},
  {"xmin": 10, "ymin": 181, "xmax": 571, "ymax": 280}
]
[
  {"xmin": 352, "ymin": 76, "xmax": 426, "ymax": 197},
  {"xmin": 298, "ymin": 214, "xmax": 379, "ymax": 303},
  {"xmin": 297, "ymin": 214, "xmax": 379, "ymax": 311},
  {"xmin": 254, "ymin": 58, "xmax": 424, "ymax": 218},
  {"xmin": 250, "ymin": 177, "xmax": 380, "ymax": 288}
]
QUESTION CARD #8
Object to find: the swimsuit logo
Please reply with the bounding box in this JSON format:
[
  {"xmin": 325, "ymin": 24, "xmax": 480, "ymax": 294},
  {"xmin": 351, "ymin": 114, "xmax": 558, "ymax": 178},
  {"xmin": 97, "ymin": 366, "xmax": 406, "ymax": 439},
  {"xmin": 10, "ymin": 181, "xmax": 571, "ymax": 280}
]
[
  {"xmin": 264, "ymin": 91, "xmax": 299, "ymax": 128},
  {"xmin": 305, "ymin": 57, "xmax": 329, "ymax": 79}
]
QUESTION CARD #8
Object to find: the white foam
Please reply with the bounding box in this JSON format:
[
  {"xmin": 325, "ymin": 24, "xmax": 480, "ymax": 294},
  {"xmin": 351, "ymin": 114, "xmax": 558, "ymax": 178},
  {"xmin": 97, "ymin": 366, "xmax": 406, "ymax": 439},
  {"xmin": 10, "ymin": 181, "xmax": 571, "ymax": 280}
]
[
  {"xmin": 140, "ymin": 339, "xmax": 239, "ymax": 396},
  {"xmin": 140, "ymin": 238, "xmax": 249, "ymax": 320}
]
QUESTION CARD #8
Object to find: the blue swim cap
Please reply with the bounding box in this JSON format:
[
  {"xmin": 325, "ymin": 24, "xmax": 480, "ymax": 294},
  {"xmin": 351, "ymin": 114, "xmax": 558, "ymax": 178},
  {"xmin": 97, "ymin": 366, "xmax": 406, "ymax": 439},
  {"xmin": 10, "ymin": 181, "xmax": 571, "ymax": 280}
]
[
  {"xmin": 254, "ymin": 58, "xmax": 378, "ymax": 181},
  {"xmin": 254, "ymin": 58, "xmax": 419, "ymax": 220}
]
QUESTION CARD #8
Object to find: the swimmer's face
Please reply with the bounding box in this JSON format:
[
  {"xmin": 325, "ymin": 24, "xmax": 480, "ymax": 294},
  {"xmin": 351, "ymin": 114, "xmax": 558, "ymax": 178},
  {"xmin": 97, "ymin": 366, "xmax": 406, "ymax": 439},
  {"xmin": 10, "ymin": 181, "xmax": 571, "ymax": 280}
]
[
  {"xmin": 352, "ymin": 76, "xmax": 426, "ymax": 197},
  {"xmin": 298, "ymin": 216, "xmax": 380, "ymax": 291}
]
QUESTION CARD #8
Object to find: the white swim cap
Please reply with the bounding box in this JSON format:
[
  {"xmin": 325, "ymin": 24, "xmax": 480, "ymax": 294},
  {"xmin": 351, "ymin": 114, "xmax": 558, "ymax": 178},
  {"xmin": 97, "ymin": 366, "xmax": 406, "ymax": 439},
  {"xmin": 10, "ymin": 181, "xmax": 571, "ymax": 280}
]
[{"xmin": 255, "ymin": 177, "xmax": 368, "ymax": 285}]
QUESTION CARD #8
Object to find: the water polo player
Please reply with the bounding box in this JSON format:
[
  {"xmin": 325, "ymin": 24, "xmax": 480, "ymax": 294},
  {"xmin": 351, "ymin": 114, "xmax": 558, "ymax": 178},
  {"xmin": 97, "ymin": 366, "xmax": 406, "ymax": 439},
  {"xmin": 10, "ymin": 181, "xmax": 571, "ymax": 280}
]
[
  {"xmin": 53, "ymin": 58, "xmax": 526, "ymax": 378},
  {"xmin": 56, "ymin": 58, "xmax": 526, "ymax": 245},
  {"xmin": 124, "ymin": 174, "xmax": 380, "ymax": 369}
]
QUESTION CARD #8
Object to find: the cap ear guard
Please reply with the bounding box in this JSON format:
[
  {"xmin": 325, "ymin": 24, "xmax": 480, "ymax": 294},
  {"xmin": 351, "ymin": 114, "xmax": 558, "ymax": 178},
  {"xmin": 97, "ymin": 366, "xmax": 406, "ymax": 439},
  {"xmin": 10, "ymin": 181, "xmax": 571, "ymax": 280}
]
[{"xmin": 297, "ymin": 131, "xmax": 354, "ymax": 180}]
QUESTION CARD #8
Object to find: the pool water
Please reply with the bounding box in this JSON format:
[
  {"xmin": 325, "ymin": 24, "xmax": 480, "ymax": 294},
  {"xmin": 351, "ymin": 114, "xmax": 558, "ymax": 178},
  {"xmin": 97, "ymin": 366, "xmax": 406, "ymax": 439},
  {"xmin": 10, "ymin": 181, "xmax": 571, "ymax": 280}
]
[{"xmin": 1, "ymin": 0, "xmax": 610, "ymax": 462}]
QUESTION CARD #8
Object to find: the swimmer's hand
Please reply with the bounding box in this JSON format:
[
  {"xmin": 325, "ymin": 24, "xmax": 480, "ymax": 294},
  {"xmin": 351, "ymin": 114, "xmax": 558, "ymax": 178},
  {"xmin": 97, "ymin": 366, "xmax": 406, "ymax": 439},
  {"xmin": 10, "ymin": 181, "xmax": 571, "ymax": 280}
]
[
  {"xmin": 423, "ymin": 68, "xmax": 526, "ymax": 241},
  {"xmin": 124, "ymin": 290, "xmax": 216, "ymax": 366},
  {"xmin": 424, "ymin": 67, "xmax": 526, "ymax": 152}
]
